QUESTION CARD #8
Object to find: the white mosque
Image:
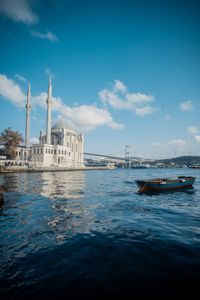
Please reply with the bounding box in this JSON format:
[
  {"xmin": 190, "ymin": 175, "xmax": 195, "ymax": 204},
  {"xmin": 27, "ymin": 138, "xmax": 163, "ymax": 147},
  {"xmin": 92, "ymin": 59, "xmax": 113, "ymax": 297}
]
[{"xmin": 15, "ymin": 78, "xmax": 84, "ymax": 168}]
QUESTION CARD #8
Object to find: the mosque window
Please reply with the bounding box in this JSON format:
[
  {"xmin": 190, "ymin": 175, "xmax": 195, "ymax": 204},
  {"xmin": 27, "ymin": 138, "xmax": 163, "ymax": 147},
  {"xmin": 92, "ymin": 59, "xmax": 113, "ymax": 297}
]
[
  {"xmin": 51, "ymin": 149, "xmax": 53, "ymax": 154},
  {"xmin": 34, "ymin": 149, "xmax": 36, "ymax": 154},
  {"xmin": 46, "ymin": 148, "xmax": 47, "ymax": 154},
  {"xmin": 65, "ymin": 151, "xmax": 66, "ymax": 155},
  {"xmin": 62, "ymin": 150, "xmax": 63, "ymax": 155},
  {"xmin": 54, "ymin": 150, "xmax": 56, "ymax": 154},
  {"xmin": 48, "ymin": 149, "xmax": 50, "ymax": 154},
  {"xmin": 58, "ymin": 150, "xmax": 60, "ymax": 154},
  {"xmin": 37, "ymin": 148, "xmax": 39, "ymax": 154},
  {"xmin": 41, "ymin": 148, "xmax": 43, "ymax": 154}
]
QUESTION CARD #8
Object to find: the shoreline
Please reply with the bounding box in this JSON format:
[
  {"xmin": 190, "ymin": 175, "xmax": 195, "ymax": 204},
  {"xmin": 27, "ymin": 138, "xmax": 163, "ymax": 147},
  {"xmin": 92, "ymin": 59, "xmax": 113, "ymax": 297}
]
[{"xmin": 0, "ymin": 165, "xmax": 115, "ymax": 174}]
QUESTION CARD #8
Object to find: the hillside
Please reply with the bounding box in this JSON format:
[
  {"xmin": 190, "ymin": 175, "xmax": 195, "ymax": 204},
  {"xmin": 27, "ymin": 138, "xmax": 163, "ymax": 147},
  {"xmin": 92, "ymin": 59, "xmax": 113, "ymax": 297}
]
[{"xmin": 155, "ymin": 156, "xmax": 200, "ymax": 166}]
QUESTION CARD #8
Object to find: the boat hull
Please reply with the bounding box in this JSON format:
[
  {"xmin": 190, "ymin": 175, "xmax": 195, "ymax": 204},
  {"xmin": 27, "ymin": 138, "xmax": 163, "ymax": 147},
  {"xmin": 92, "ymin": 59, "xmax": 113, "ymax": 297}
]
[{"xmin": 135, "ymin": 177, "xmax": 195, "ymax": 192}]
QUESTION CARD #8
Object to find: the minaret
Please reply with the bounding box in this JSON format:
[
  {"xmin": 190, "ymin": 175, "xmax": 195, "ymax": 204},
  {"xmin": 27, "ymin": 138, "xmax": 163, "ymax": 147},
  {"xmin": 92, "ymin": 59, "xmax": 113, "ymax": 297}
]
[
  {"xmin": 25, "ymin": 82, "xmax": 31, "ymax": 148},
  {"xmin": 39, "ymin": 130, "xmax": 43, "ymax": 144},
  {"xmin": 46, "ymin": 76, "xmax": 52, "ymax": 144}
]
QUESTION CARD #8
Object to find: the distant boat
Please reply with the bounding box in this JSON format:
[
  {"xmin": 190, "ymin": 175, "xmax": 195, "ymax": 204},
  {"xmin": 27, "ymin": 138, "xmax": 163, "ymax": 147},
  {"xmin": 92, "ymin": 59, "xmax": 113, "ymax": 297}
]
[
  {"xmin": 135, "ymin": 176, "xmax": 195, "ymax": 192},
  {"xmin": 107, "ymin": 162, "xmax": 116, "ymax": 169},
  {"xmin": 131, "ymin": 164, "xmax": 150, "ymax": 169},
  {"xmin": 85, "ymin": 161, "xmax": 116, "ymax": 169},
  {"xmin": 189, "ymin": 164, "xmax": 200, "ymax": 169}
]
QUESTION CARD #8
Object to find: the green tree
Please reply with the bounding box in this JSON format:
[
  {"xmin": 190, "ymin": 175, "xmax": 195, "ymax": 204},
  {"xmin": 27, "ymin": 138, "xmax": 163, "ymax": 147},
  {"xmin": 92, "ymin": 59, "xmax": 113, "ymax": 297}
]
[{"xmin": 0, "ymin": 128, "xmax": 23, "ymax": 159}]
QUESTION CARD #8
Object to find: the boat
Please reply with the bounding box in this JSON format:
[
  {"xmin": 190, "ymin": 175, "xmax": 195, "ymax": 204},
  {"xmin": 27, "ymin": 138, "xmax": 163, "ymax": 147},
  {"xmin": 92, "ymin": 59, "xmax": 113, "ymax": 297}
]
[
  {"xmin": 107, "ymin": 162, "xmax": 116, "ymax": 169},
  {"xmin": 189, "ymin": 164, "xmax": 200, "ymax": 169},
  {"xmin": 131, "ymin": 164, "xmax": 150, "ymax": 169},
  {"xmin": 135, "ymin": 176, "xmax": 195, "ymax": 192},
  {"xmin": 84, "ymin": 160, "xmax": 116, "ymax": 169}
]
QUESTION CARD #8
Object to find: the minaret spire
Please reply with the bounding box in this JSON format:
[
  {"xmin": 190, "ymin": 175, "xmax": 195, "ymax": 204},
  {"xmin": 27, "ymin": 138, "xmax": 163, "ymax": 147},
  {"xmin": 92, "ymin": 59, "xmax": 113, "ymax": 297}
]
[
  {"xmin": 48, "ymin": 75, "xmax": 52, "ymax": 97},
  {"xmin": 46, "ymin": 76, "xmax": 52, "ymax": 144},
  {"xmin": 25, "ymin": 81, "xmax": 31, "ymax": 148}
]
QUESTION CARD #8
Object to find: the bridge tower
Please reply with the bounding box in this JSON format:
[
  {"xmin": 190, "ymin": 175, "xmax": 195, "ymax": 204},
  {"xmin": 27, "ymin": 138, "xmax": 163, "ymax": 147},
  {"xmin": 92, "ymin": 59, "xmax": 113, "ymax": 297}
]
[{"xmin": 125, "ymin": 145, "xmax": 131, "ymax": 168}]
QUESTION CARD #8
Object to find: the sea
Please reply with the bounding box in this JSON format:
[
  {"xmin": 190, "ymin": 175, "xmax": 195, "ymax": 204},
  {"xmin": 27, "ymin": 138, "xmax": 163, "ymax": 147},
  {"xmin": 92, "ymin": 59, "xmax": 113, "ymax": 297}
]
[{"xmin": 0, "ymin": 168, "xmax": 200, "ymax": 299}]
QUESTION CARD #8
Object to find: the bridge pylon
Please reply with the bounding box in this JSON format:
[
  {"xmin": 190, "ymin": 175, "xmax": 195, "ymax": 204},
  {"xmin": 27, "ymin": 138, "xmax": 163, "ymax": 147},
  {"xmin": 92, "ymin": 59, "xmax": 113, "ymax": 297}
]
[{"xmin": 125, "ymin": 145, "xmax": 132, "ymax": 168}]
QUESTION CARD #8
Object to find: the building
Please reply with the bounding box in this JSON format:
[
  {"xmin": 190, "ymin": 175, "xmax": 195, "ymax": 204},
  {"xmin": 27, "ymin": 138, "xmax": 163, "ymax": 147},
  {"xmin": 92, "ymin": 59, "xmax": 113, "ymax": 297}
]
[{"xmin": 15, "ymin": 78, "xmax": 84, "ymax": 168}]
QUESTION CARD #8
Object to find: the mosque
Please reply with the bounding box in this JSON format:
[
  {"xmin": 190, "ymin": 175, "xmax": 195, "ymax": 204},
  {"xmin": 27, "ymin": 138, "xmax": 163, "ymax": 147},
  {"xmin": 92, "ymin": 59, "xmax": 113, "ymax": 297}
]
[{"xmin": 15, "ymin": 78, "xmax": 84, "ymax": 168}]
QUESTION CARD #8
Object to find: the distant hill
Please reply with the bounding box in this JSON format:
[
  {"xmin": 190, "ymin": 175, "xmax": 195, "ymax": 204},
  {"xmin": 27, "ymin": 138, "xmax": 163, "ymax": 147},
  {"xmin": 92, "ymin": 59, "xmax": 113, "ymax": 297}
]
[{"xmin": 155, "ymin": 156, "xmax": 200, "ymax": 166}]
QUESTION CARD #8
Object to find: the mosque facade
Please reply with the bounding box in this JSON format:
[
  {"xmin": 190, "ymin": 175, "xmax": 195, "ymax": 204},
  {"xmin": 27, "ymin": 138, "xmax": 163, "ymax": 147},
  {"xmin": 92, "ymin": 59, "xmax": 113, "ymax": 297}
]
[{"xmin": 15, "ymin": 78, "xmax": 84, "ymax": 168}]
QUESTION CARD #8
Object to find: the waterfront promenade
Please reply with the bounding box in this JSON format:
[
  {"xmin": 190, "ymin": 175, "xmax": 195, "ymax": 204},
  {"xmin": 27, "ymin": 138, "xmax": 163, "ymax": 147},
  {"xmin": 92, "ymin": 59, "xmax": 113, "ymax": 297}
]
[{"xmin": 0, "ymin": 165, "xmax": 114, "ymax": 173}]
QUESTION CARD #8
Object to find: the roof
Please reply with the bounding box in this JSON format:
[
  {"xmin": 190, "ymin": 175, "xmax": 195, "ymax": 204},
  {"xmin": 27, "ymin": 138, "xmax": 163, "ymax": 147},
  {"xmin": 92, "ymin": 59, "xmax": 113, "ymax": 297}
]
[{"xmin": 51, "ymin": 121, "xmax": 74, "ymax": 131}]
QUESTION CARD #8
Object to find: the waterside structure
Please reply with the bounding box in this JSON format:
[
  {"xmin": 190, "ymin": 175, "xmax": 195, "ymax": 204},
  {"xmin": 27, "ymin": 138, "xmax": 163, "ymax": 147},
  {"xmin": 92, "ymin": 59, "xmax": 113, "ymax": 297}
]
[{"xmin": 1, "ymin": 78, "xmax": 85, "ymax": 171}]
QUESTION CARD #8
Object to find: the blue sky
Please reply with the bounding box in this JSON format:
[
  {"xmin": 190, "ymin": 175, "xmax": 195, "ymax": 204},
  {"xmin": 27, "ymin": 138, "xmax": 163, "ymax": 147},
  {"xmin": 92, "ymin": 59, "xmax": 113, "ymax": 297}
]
[{"xmin": 0, "ymin": 0, "xmax": 199, "ymax": 158}]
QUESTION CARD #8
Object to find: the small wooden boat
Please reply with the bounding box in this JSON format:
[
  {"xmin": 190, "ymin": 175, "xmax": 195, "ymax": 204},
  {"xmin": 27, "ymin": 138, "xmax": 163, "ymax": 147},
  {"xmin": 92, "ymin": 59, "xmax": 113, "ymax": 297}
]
[
  {"xmin": 0, "ymin": 185, "xmax": 7, "ymax": 206},
  {"xmin": 135, "ymin": 176, "xmax": 195, "ymax": 192}
]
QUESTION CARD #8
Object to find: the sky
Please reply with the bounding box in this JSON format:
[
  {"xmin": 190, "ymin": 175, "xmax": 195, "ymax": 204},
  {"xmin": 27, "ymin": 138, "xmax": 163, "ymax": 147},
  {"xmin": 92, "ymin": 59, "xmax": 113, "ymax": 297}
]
[{"xmin": 0, "ymin": 0, "xmax": 200, "ymax": 159}]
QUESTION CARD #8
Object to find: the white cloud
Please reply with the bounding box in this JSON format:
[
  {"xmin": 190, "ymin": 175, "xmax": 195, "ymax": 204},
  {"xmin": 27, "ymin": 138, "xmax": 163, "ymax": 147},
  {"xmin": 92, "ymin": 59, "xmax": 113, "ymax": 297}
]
[
  {"xmin": 62, "ymin": 105, "xmax": 124, "ymax": 131},
  {"xmin": 100, "ymin": 90, "xmax": 126, "ymax": 109},
  {"xmin": 126, "ymin": 92, "xmax": 153, "ymax": 104},
  {"xmin": 32, "ymin": 92, "xmax": 124, "ymax": 132},
  {"xmin": 14, "ymin": 74, "xmax": 27, "ymax": 83},
  {"xmin": 135, "ymin": 106, "xmax": 156, "ymax": 116},
  {"xmin": 30, "ymin": 137, "xmax": 39, "ymax": 144},
  {"xmin": 0, "ymin": 74, "xmax": 26, "ymax": 107},
  {"xmin": 164, "ymin": 114, "xmax": 171, "ymax": 121},
  {"xmin": 30, "ymin": 30, "xmax": 59, "ymax": 43},
  {"xmin": 32, "ymin": 92, "xmax": 48, "ymax": 109},
  {"xmin": 180, "ymin": 101, "xmax": 193, "ymax": 111},
  {"xmin": 99, "ymin": 80, "xmax": 155, "ymax": 116},
  {"xmin": 0, "ymin": 0, "xmax": 38, "ymax": 25},
  {"xmin": 168, "ymin": 139, "xmax": 187, "ymax": 147},
  {"xmin": 114, "ymin": 80, "xmax": 127, "ymax": 93},
  {"xmin": 195, "ymin": 136, "xmax": 200, "ymax": 143},
  {"xmin": 187, "ymin": 126, "xmax": 199, "ymax": 135},
  {"xmin": 0, "ymin": 74, "xmax": 123, "ymax": 132}
]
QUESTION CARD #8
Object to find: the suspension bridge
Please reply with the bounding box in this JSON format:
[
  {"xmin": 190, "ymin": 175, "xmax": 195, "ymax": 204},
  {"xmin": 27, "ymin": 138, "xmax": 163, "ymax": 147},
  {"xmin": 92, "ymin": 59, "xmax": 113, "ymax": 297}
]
[{"xmin": 84, "ymin": 145, "xmax": 139, "ymax": 167}]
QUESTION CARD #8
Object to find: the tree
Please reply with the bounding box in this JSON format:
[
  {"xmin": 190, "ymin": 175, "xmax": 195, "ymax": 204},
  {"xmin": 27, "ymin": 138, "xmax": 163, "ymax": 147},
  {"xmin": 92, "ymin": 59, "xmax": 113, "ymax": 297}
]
[{"xmin": 0, "ymin": 128, "xmax": 23, "ymax": 159}]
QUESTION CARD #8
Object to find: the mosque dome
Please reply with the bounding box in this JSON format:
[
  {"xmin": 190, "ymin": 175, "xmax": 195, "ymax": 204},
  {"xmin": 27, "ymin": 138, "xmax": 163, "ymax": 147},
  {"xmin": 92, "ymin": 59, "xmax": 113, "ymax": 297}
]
[{"xmin": 51, "ymin": 120, "xmax": 74, "ymax": 132}]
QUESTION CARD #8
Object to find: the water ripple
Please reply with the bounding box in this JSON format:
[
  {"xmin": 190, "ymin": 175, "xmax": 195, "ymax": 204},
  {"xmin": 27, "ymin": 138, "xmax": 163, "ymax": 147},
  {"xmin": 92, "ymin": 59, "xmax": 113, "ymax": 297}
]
[{"xmin": 0, "ymin": 168, "xmax": 200, "ymax": 298}]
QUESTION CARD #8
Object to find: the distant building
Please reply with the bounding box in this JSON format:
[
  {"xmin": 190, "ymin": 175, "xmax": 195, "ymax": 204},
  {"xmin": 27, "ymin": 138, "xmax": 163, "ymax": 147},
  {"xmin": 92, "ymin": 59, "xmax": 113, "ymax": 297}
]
[{"xmin": 15, "ymin": 78, "xmax": 84, "ymax": 167}]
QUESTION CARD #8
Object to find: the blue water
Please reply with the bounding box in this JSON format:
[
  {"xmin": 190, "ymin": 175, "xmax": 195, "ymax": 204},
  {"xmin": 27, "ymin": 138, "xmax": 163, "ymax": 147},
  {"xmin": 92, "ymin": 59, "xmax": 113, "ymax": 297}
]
[{"xmin": 0, "ymin": 168, "xmax": 200, "ymax": 299}]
